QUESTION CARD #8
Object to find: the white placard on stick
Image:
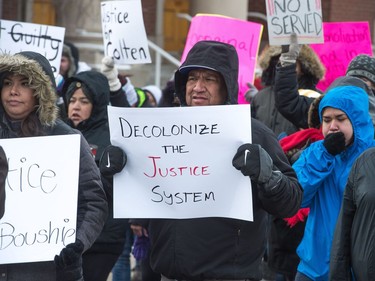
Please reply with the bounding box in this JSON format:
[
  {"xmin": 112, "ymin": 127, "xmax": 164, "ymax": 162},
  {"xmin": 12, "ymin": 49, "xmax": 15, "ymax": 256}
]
[
  {"xmin": 101, "ymin": 0, "xmax": 151, "ymax": 64},
  {"xmin": 0, "ymin": 135, "xmax": 80, "ymax": 265},
  {"xmin": 265, "ymin": 0, "xmax": 323, "ymax": 45},
  {"xmin": 108, "ymin": 105, "xmax": 254, "ymax": 222}
]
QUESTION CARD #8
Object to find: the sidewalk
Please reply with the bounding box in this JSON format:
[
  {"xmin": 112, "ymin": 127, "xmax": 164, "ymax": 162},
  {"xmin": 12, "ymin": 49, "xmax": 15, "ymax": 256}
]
[{"xmin": 106, "ymin": 255, "xmax": 138, "ymax": 281}]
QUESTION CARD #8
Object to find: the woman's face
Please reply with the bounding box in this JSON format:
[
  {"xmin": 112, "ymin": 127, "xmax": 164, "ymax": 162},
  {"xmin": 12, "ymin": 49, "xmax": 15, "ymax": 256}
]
[
  {"xmin": 68, "ymin": 88, "xmax": 93, "ymax": 127},
  {"xmin": 322, "ymin": 107, "xmax": 354, "ymax": 146},
  {"xmin": 1, "ymin": 74, "xmax": 37, "ymax": 121}
]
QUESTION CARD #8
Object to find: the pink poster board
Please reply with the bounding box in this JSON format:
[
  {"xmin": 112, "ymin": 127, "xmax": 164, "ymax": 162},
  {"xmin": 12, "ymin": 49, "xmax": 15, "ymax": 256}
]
[
  {"xmin": 310, "ymin": 22, "xmax": 373, "ymax": 91},
  {"xmin": 181, "ymin": 14, "xmax": 263, "ymax": 104}
]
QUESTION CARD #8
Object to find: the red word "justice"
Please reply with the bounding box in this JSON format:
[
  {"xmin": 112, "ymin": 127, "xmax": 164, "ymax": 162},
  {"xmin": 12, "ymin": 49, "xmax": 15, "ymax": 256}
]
[{"xmin": 143, "ymin": 156, "xmax": 210, "ymax": 178}]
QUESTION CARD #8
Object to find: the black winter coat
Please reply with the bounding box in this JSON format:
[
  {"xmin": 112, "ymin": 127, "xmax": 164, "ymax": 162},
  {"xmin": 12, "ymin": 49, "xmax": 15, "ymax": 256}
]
[
  {"xmin": 146, "ymin": 118, "xmax": 302, "ymax": 281},
  {"xmin": 330, "ymin": 147, "xmax": 375, "ymax": 281},
  {"xmin": 252, "ymin": 85, "xmax": 299, "ymax": 137},
  {"xmin": 144, "ymin": 41, "xmax": 303, "ymax": 281},
  {"xmin": 274, "ymin": 64, "xmax": 317, "ymax": 130}
]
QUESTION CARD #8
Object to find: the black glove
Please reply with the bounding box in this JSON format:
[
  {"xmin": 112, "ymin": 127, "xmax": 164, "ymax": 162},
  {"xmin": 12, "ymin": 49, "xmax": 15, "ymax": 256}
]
[
  {"xmin": 99, "ymin": 145, "xmax": 127, "ymax": 176},
  {"xmin": 232, "ymin": 144, "xmax": 263, "ymax": 182},
  {"xmin": 232, "ymin": 143, "xmax": 273, "ymax": 183},
  {"xmin": 323, "ymin": 132, "xmax": 346, "ymax": 156},
  {"xmin": 54, "ymin": 239, "xmax": 84, "ymax": 281},
  {"xmin": 280, "ymin": 33, "xmax": 301, "ymax": 67}
]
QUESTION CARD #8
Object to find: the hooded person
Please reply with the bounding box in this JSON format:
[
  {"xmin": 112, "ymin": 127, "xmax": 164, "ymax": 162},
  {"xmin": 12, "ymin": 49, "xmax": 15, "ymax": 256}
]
[
  {"xmin": 0, "ymin": 51, "xmax": 108, "ymax": 281},
  {"xmin": 252, "ymin": 39, "xmax": 325, "ymax": 138},
  {"xmin": 141, "ymin": 85, "xmax": 162, "ymax": 107},
  {"xmin": 63, "ymin": 70, "xmax": 128, "ymax": 281},
  {"xmin": 55, "ymin": 42, "xmax": 80, "ymax": 120},
  {"xmin": 64, "ymin": 71, "xmax": 111, "ymax": 158},
  {"xmin": 267, "ymin": 89, "xmax": 324, "ymax": 281},
  {"xmin": 60, "ymin": 42, "xmax": 79, "ymax": 80},
  {"xmin": 128, "ymin": 40, "xmax": 302, "ymax": 281},
  {"xmin": 329, "ymin": 146, "xmax": 375, "ymax": 281},
  {"xmin": 292, "ymin": 84, "xmax": 375, "ymax": 280}
]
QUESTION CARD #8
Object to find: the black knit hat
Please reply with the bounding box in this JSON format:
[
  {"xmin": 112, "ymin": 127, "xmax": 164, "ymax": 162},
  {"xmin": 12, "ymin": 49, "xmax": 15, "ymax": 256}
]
[{"xmin": 346, "ymin": 54, "xmax": 375, "ymax": 85}]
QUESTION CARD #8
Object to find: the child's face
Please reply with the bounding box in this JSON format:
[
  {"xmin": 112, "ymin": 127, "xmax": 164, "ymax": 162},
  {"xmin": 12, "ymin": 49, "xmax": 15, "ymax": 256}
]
[{"xmin": 322, "ymin": 107, "xmax": 354, "ymax": 146}]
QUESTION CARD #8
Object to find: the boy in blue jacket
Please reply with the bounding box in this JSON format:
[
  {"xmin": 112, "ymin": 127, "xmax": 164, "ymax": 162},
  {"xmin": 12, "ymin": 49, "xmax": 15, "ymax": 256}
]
[{"xmin": 293, "ymin": 85, "xmax": 375, "ymax": 280}]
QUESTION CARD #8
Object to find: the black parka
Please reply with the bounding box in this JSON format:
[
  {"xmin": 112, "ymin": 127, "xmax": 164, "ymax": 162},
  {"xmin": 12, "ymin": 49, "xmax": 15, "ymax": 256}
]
[{"xmin": 330, "ymin": 147, "xmax": 375, "ymax": 281}]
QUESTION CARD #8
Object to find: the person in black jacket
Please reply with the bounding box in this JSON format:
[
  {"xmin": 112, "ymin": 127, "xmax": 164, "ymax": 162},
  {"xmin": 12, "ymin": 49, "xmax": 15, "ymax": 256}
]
[
  {"xmin": 128, "ymin": 40, "xmax": 303, "ymax": 281},
  {"xmin": 0, "ymin": 145, "xmax": 7, "ymax": 219},
  {"xmin": 329, "ymin": 146, "xmax": 375, "ymax": 281},
  {"xmin": 275, "ymin": 34, "xmax": 375, "ymax": 130},
  {"xmin": 251, "ymin": 36, "xmax": 325, "ymax": 139},
  {"xmin": 0, "ymin": 51, "xmax": 108, "ymax": 281},
  {"xmin": 63, "ymin": 70, "xmax": 129, "ymax": 281}
]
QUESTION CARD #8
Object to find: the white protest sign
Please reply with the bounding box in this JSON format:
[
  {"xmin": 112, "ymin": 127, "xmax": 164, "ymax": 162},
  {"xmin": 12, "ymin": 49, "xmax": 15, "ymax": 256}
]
[
  {"xmin": 101, "ymin": 0, "xmax": 151, "ymax": 64},
  {"xmin": 0, "ymin": 19, "xmax": 65, "ymax": 74},
  {"xmin": 108, "ymin": 105, "xmax": 254, "ymax": 221},
  {"xmin": 265, "ymin": 0, "xmax": 323, "ymax": 45},
  {"xmin": 0, "ymin": 135, "xmax": 80, "ymax": 265}
]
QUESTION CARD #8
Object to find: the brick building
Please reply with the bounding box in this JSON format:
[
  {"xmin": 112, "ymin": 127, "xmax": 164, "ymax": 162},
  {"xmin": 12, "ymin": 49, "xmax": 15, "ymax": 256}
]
[
  {"xmin": 247, "ymin": 0, "xmax": 375, "ymax": 50},
  {"xmin": 1, "ymin": 0, "xmax": 374, "ymax": 87},
  {"xmin": 2, "ymin": 0, "xmax": 375, "ymax": 49}
]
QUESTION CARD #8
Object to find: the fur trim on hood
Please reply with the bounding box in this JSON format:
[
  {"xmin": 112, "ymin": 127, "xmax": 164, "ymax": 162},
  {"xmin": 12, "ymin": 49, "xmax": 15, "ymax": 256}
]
[
  {"xmin": 0, "ymin": 52, "xmax": 58, "ymax": 126},
  {"xmin": 259, "ymin": 45, "xmax": 325, "ymax": 80}
]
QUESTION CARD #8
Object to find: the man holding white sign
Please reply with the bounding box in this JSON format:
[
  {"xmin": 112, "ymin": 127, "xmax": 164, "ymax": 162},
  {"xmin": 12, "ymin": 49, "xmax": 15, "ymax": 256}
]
[{"xmin": 123, "ymin": 40, "xmax": 303, "ymax": 281}]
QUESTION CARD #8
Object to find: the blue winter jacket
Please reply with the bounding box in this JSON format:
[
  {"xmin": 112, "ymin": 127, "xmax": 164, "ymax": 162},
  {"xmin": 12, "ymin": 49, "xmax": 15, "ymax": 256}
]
[{"xmin": 293, "ymin": 85, "xmax": 375, "ymax": 281}]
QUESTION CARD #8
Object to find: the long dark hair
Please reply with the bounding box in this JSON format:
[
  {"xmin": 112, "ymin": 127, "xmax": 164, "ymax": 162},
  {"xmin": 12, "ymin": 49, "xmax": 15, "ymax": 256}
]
[{"xmin": 19, "ymin": 112, "xmax": 46, "ymax": 137}]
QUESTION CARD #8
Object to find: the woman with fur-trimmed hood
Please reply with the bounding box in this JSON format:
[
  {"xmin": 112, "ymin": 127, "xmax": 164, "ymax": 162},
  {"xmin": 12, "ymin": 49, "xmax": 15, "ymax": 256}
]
[
  {"xmin": 0, "ymin": 51, "xmax": 108, "ymax": 281},
  {"xmin": 252, "ymin": 43, "xmax": 325, "ymax": 138}
]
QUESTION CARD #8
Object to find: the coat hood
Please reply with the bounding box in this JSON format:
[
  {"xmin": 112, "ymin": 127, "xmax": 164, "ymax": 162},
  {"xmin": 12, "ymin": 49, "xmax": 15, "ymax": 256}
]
[
  {"xmin": 175, "ymin": 40, "xmax": 239, "ymax": 105},
  {"xmin": 62, "ymin": 42, "xmax": 79, "ymax": 78},
  {"xmin": 63, "ymin": 70, "xmax": 110, "ymax": 131},
  {"xmin": 319, "ymin": 85, "xmax": 374, "ymax": 148},
  {"xmin": 0, "ymin": 52, "xmax": 58, "ymax": 126},
  {"xmin": 259, "ymin": 45, "xmax": 325, "ymax": 82}
]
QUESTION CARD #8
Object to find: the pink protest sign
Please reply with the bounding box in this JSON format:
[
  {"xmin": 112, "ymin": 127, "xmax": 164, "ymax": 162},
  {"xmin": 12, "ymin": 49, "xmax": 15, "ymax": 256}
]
[
  {"xmin": 310, "ymin": 22, "xmax": 373, "ymax": 91},
  {"xmin": 181, "ymin": 14, "xmax": 263, "ymax": 104}
]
